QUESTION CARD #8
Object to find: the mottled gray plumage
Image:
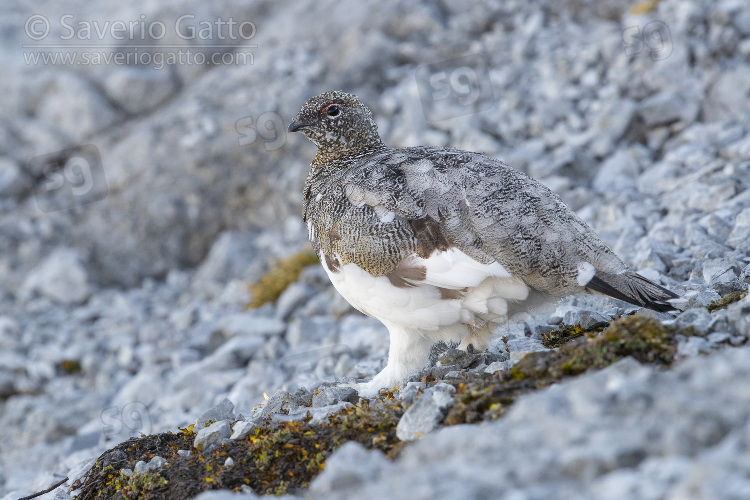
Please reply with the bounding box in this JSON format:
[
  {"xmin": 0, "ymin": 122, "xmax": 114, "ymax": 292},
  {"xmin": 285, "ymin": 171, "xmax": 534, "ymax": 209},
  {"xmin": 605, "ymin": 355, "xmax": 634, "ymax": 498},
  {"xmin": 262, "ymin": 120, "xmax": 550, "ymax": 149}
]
[{"xmin": 289, "ymin": 90, "xmax": 677, "ymax": 395}]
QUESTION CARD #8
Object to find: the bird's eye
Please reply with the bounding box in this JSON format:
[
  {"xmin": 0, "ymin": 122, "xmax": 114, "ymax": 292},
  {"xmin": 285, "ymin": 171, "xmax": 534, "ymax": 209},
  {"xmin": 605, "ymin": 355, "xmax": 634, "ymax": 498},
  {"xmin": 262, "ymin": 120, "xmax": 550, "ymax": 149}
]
[{"xmin": 323, "ymin": 104, "xmax": 341, "ymax": 117}]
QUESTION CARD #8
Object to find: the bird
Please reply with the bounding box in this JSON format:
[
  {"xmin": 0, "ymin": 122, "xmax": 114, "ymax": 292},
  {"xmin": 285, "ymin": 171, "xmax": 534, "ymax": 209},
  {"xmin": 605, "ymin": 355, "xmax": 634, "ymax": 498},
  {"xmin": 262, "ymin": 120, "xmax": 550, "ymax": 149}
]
[{"xmin": 288, "ymin": 90, "xmax": 678, "ymax": 397}]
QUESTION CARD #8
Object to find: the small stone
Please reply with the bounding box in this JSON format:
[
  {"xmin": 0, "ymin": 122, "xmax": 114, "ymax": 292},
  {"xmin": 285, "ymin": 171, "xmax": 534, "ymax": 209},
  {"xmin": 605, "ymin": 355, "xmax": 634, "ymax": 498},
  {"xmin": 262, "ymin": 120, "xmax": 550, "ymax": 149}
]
[
  {"xmin": 436, "ymin": 348, "xmax": 482, "ymax": 369},
  {"xmin": 120, "ymin": 468, "xmax": 133, "ymax": 477},
  {"xmin": 312, "ymin": 386, "xmax": 359, "ymax": 407},
  {"xmin": 307, "ymin": 441, "xmax": 393, "ymax": 495},
  {"xmin": 230, "ymin": 419, "xmax": 258, "ymax": 440},
  {"xmin": 592, "ymin": 149, "xmax": 639, "ymax": 193},
  {"xmin": 21, "ymin": 247, "xmax": 92, "ymax": 305},
  {"xmin": 507, "ymin": 337, "xmax": 548, "ymax": 354},
  {"xmin": 260, "ymin": 390, "xmax": 306, "ymax": 418},
  {"xmin": 218, "ymin": 313, "xmax": 286, "ymax": 338},
  {"xmin": 195, "ymin": 398, "xmax": 235, "ymax": 429},
  {"xmin": 177, "ymin": 450, "xmax": 192, "ymax": 458},
  {"xmin": 677, "ymin": 337, "xmax": 712, "ymax": 357},
  {"xmin": 0, "ymin": 157, "xmax": 30, "ymax": 198},
  {"xmin": 194, "ymin": 420, "xmax": 231, "ymax": 451},
  {"xmin": 707, "ymin": 332, "xmax": 732, "ymax": 345},
  {"xmin": 270, "ymin": 402, "xmax": 354, "ymax": 425},
  {"xmin": 639, "ymin": 91, "xmax": 699, "ymax": 127},
  {"xmin": 726, "ymin": 207, "xmax": 750, "ymax": 253},
  {"xmin": 702, "ymin": 258, "xmax": 739, "ymax": 285},
  {"xmin": 577, "ymin": 310, "xmax": 611, "ymax": 330},
  {"xmin": 674, "ymin": 308, "xmax": 716, "ymax": 334},
  {"xmin": 224, "ymin": 457, "xmax": 234, "ymax": 467},
  {"xmin": 485, "ymin": 361, "xmax": 509, "ymax": 374},
  {"xmin": 399, "ymin": 382, "xmax": 427, "ymax": 405},
  {"xmin": 396, "ymin": 384, "xmax": 455, "ymax": 441}
]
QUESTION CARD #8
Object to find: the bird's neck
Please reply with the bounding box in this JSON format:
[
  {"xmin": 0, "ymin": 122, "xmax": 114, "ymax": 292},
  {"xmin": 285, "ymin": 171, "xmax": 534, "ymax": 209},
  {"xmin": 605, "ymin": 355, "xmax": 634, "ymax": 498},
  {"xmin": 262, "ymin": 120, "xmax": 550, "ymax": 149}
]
[{"xmin": 313, "ymin": 140, "xmax": 387, "ymax": 167}]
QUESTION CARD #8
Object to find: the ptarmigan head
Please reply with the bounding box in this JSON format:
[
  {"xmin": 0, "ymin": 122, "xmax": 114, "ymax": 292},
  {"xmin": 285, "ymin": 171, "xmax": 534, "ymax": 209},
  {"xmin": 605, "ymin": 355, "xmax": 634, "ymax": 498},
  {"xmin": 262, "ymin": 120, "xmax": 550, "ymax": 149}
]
[{"xmin": 288, "ymin": 90, "xmax": 385, "ymax": 157}]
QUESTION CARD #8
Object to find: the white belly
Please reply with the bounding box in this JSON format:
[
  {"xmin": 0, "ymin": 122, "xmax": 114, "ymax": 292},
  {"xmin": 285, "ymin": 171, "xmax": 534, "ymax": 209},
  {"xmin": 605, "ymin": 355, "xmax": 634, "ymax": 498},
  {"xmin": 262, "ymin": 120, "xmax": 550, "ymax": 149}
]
[{"xmin": 319, "ymin": 247, "xmax": 530, "ymax": 341}]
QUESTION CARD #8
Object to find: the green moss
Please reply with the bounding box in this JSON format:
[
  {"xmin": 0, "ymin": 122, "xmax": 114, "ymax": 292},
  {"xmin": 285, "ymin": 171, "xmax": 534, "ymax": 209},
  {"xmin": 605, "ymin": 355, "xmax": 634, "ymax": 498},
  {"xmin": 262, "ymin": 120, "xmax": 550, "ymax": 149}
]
[
  {"xmin": 60, "ymin": 359, "xmax": 82, "ymax": 375},
  {"xmin": 73, "ymin": 398, "xmax": 404, "ymax": 498},
  {"xmin": 246, "ymin": 250, "xmax": 319, "ymax": 309},
  {"xmin": 706, "ymin": 290, "xmax": 747, "ymax": 312},
  {"xmin": 445, "ymin": 315, "xmax": 691, "ymax": 425},
  {"xmin": 632, "ymin": 0, "xmax": 662, "ymax": 15},
  {"xmin": 541, "ymin": 324, "xmax": 586, "ymax": 348}
]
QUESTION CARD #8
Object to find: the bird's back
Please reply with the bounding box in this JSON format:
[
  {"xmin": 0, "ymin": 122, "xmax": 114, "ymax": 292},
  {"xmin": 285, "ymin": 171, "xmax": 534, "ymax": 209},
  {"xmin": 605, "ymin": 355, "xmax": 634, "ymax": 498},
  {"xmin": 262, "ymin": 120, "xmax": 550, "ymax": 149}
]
[{"xmin": 304, "ymin": 146, "xmax": 627, "ymax": 297}]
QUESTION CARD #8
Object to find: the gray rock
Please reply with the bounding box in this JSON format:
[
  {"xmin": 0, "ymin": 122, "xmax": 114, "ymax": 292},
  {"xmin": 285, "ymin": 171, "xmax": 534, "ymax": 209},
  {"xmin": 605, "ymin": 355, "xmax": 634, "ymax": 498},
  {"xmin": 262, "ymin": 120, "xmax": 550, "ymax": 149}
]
[
  {"xmin": 308, "ymin": 441, "xmax": 394, "ymax": 496},
  {"xmin": 218, "ymin": 313, "xmax": 286, "ymax": 338},
  {"xmin": 101, "ymin": 66, "xmax": 177, "ymax": 115},
  {"xmin": 194, "ymin": 420, "xmax": 231, "ymax": 451},
  {"xmin": 230, "ymin": 420, "xmax": 258, "ymax": 441},
  {"xmin": 312, "ymin": 386, "xmax": 359, "ymax": 407},
  {"xmin": 396, "ymin": 383, "xmax": 455, "ymax": 441},
  {"xmin": 260, "ymin": 390, "xmax": 305, "ymax": 418},
  {"xmin": 436, "ymin": 348, "xmax": 480, "ymax": 369},
  {"xmin": 677, "ymin": 336, "xmax": 712, "ymax": 357},
  {"xmin": 507, "ymin": 337, "xmax": 548, "ymax": 356},
  {"xmin": 37, "ymin": 71, "xmax": 121, "ymax": 143},
  {"xmin": 674, "ymin": 308, "xmax": 716, "ymax": 334},
  {"xmin": 485, "ymin": 361, "xmax": 511, "ymax": 374},
  {"xmin": 0, "ymin": 157, "xmax": 30, "ymax": 199},
  {"xmin": 21, "ymin": 247, "xmax": 92, "ymax": 305},
  {"xmin": 399, "ymin": 382, "xmax": 427, "ymax": 406},
  {"xmin": 134, "ymin": 456, "xmax": 168, "ymax": 474},
  {"xmin": 592, "ymin": 149, "xmax": 640, "ymax": 193},
  {"xmin": 702, "ymin": 258, "xmax": 740, "ymax": 285},
  {"xmin": 275, "ymin": 282, "xmax": 313, "ymax": 320},
  {"xmin": 704, "ymin": 65, "xmax": 750, "ymax": 123},
  {"xmin": 639, "ymin": 91, "xmax": 699, "ymax": 127},
  {"xmin": 726, "ymin": 207, "xmax": 750, "ymax": 253},
  {"xmin": 196, "ymin": 398, "xmax": 235, "ymax": 429},
  {"xmin": 270, "ymin": 402, "xmax": 354, "ymax": 425}
]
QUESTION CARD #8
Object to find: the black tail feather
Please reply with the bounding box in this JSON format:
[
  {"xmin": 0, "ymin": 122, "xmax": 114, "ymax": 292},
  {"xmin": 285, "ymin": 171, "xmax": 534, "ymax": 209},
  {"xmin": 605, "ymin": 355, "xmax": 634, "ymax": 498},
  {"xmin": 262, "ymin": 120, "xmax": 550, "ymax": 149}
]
[{"xmin": 585, "ymin": 272, "xmax": 679, "ymax": 313}]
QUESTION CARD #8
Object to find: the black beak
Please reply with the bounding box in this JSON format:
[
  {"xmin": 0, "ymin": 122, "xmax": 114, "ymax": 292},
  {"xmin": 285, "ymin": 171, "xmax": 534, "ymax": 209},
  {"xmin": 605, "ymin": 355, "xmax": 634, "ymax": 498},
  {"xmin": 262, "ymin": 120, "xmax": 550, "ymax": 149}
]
[{"xmin": 288, "ymin": 120, "xmax": 306, "ymax": 133}]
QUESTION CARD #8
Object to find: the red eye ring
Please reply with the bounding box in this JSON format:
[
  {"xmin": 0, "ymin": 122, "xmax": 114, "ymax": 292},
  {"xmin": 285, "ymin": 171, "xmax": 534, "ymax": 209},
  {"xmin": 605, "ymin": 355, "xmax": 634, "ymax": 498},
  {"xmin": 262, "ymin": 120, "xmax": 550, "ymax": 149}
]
[{"xmin": 322, "ymin": 103, "xmax": 341, "ymax": 117}]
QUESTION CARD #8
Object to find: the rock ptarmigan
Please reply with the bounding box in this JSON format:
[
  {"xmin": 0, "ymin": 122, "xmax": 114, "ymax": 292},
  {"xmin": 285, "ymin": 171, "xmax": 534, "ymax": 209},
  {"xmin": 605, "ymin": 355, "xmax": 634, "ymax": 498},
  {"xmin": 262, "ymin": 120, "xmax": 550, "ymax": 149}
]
[{"xmin": 289, "ymin": 90, "xmax": 677, "ymax": 397}]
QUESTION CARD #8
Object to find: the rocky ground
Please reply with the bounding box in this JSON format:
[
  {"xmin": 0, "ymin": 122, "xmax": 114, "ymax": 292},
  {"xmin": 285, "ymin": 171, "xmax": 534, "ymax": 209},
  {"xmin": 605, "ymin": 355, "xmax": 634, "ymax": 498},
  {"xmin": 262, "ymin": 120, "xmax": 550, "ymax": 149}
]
[{"xmin": 1, "ymin": 0, "xmax": 749, "ymax": 498}]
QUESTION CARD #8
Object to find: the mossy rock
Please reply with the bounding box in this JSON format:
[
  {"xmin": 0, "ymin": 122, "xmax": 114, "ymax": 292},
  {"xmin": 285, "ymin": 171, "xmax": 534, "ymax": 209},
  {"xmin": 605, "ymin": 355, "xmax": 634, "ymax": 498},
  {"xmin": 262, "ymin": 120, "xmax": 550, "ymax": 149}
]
[
  {"xmin": 73, "ymin": 400, "xmax": 404, "ymax": 498},
  {"xmin": 246, "ymin": 250, "xmax": 319, "ymax": 309},
  {"xmin": 706, "ymin": 290, "xmax": 748, "ymax": 312},
  {"xmin": 444, "ymin": 315, "xmax": 692, "ymax": 425}
]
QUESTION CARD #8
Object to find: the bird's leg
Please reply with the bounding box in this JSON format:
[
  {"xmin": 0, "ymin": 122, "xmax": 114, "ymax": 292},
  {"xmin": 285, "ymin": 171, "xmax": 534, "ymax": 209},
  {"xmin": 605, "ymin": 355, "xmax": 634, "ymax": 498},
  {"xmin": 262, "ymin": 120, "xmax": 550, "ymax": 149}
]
[
  {"xmin": 457, "ymin": 323, "xmax": 493, "ymax": 354},
  {"xmin": 355, "ymin": 328, "xmax": 433, "ymax": 398}
]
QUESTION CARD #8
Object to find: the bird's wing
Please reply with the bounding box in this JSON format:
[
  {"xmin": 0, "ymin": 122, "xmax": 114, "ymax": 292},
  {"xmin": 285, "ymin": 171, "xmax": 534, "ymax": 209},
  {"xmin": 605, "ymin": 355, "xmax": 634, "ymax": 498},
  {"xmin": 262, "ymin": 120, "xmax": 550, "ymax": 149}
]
[{"xmin": 340, "ymin": 146, "xmax": 677, "ymax": 311}]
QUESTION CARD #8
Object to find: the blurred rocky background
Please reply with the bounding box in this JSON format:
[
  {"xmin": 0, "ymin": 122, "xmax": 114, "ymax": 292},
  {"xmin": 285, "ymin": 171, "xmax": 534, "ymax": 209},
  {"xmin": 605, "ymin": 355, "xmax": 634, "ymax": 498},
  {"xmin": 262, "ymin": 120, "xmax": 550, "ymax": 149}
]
[{"xmin": 1, "ymin": 0, "xmax": 749, "ymax": 498}]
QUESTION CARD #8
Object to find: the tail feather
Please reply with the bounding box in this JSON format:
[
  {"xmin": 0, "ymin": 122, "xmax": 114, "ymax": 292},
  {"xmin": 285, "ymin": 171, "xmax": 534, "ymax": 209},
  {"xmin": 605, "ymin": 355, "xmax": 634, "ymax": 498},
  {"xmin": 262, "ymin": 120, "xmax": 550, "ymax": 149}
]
[{"xmin": 585, "ymin": 271, "xmax": 679, "ymax": 313}]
